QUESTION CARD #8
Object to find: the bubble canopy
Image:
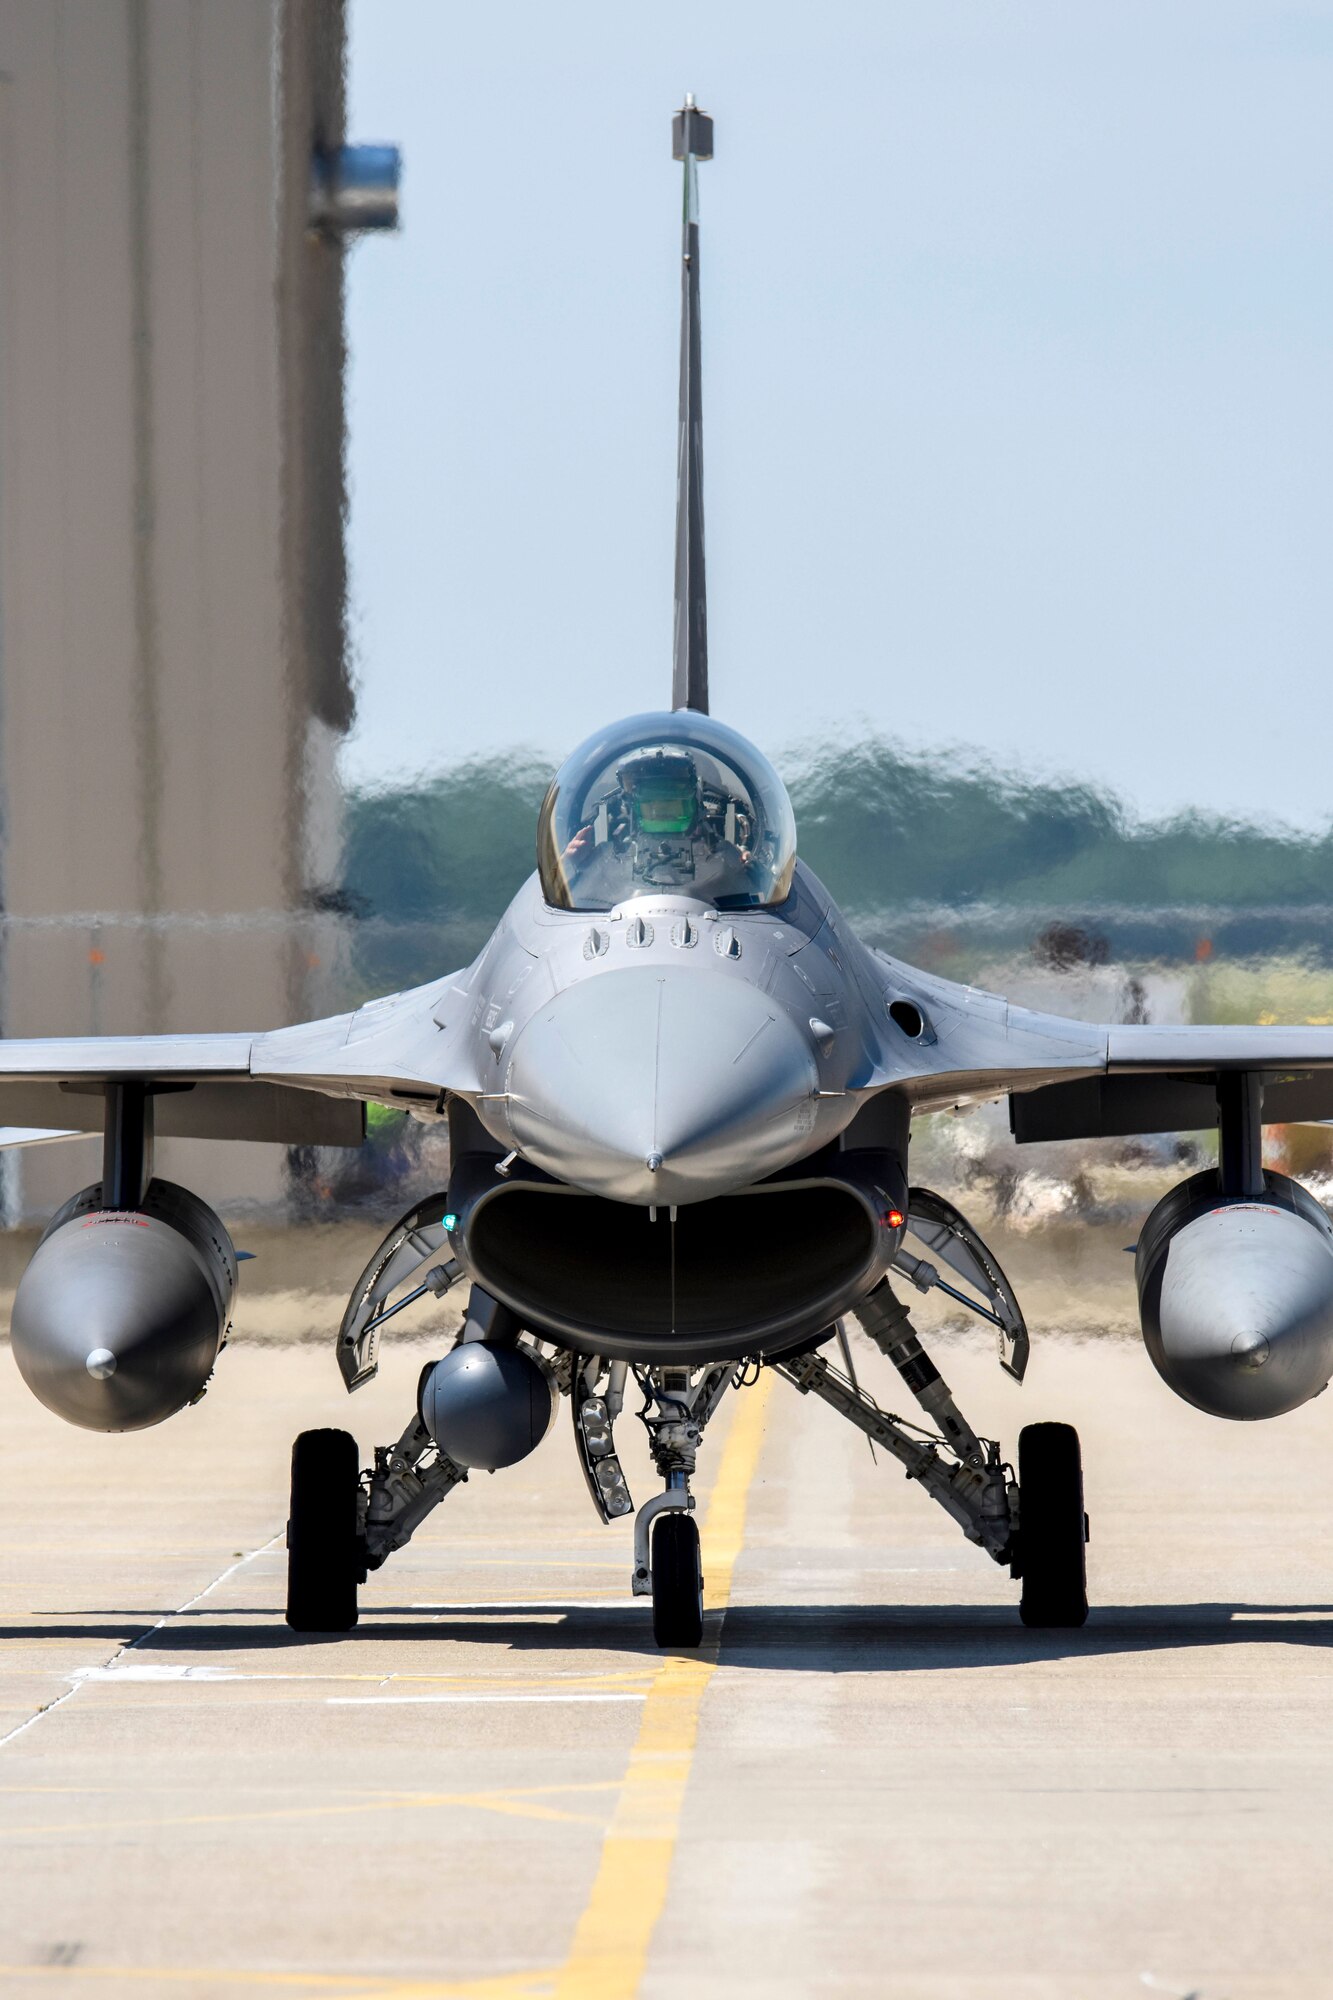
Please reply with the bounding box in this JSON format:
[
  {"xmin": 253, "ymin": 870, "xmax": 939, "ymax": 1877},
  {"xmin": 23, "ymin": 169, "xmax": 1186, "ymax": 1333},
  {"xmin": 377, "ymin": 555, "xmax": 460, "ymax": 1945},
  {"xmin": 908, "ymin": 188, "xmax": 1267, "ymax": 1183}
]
[{"xmin": 537, "ymin": 712, "xmax": 798, "ymax": 913}]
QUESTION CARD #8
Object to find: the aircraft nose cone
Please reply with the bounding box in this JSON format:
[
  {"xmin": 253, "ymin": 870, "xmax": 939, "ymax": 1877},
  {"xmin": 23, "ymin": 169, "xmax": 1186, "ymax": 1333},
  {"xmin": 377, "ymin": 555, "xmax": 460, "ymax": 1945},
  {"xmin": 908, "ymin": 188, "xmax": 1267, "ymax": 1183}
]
[
  {"xmin": 503, "ymin": 963, "xmax": 819, "ymax": 1203},
  {"xmin": 1152, "ymin": 1203, "xmax": 1333, "ymax": 1419}
]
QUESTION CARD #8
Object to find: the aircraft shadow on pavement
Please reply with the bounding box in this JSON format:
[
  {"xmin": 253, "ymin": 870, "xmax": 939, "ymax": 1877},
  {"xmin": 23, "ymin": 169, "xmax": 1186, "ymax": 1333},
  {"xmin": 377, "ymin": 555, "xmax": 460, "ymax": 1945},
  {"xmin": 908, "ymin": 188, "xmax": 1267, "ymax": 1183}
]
[
  {"xmin": 712, "ymin": 1602, "xmax": 1333, "ymax": 1668},
  {"xmin": 11, "ymin": 1601, "xmax": 1333, "ymax": 1667}
]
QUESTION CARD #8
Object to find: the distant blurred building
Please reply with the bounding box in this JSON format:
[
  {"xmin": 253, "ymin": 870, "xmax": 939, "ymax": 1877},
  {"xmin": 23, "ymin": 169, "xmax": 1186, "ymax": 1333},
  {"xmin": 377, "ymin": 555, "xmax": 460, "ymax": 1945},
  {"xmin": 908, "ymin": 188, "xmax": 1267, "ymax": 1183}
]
[{"xmin": 0, "ymin": 0, "xmax": 395, "ymax": 1217}]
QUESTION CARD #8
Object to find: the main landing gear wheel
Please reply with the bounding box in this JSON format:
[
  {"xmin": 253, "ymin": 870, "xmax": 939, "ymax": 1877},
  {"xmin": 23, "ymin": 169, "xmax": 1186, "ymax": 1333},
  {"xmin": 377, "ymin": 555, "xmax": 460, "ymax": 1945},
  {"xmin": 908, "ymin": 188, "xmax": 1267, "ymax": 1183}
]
[
  {"xmin": 651, "ymin": 1511, "xmax": 704, "ymax": 1649},
  {"xmin": 1016, "ymin": 1421, "xmax": 1089, "ymax": 1629},
  {"xmin": 286, "ymin": 1428, "xmax": 362, "ymax": 1633}
]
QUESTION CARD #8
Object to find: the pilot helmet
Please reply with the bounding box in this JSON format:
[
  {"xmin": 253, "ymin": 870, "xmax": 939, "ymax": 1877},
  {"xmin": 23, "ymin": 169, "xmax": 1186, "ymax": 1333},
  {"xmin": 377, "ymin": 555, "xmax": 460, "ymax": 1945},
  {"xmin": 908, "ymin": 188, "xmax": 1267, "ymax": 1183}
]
[{"xmin": 617, "ymin": 748, "xmax": 699, "ymax": 837}]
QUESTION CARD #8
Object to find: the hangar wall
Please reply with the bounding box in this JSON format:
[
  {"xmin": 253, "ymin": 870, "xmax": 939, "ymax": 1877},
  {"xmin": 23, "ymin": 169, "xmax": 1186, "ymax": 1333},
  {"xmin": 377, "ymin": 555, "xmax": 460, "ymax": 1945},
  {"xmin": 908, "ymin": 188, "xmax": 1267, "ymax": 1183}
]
[{"xmin": 0, "ymin": 0, "xmax": 359, "ymax": 1217}]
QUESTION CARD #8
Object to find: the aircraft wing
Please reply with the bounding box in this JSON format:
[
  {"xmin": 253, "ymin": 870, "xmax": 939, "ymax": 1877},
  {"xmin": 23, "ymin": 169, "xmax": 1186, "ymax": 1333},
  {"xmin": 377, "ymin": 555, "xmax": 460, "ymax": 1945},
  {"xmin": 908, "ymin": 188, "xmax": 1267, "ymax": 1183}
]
[
  {"xmin": 1012, "ymin": 1024, "xmax": 1333, "ymax": 1142},
  {"xmin": 0, "ymin": 1033, "xmax": 256, "ymax": 1081},
  {"xmin": 1104, "ymin": 1025, "xmax": 1333, "ymax": 1070},
  {"xmin": 868, "ymin": 953, "xmax": 1333, "ymax": 1138},
  {"xmin": 0, "ymin": 967, "xmax": 486, "ymax": 1147}
]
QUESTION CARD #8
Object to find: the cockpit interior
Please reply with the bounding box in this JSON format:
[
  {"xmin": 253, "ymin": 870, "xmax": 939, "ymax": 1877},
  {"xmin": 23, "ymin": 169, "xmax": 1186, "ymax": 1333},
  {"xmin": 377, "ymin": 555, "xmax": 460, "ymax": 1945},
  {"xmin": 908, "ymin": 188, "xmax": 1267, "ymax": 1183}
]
[{"xmin": 536, "ymin": 711, "xmax": 798, "ymax": 912}]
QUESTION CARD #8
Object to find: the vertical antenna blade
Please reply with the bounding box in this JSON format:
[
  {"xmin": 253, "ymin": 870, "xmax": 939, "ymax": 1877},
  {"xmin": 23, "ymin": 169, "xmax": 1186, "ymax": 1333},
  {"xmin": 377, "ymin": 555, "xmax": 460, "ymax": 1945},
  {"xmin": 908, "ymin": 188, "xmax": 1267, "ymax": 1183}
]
[{"xmin": 672, "ymin": 98, "xmax": 713, "ymax": 713}]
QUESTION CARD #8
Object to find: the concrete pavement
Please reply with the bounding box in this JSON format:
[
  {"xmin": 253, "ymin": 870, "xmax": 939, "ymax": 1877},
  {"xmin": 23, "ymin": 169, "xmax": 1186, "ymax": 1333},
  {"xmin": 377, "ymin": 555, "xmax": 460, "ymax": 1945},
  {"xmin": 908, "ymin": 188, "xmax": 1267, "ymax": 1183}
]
[{"xmin": 1, "ymin": 1316, "xmax": 1332, "ymax": 1999}]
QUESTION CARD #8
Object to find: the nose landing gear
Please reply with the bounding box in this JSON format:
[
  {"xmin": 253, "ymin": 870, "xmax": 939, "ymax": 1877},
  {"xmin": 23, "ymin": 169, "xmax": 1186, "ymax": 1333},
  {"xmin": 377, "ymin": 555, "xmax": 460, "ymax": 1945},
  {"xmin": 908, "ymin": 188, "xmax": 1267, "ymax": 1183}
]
[{"xmin": 631, "ymin": 1363, "xmax": 734, "ymax": 1648}]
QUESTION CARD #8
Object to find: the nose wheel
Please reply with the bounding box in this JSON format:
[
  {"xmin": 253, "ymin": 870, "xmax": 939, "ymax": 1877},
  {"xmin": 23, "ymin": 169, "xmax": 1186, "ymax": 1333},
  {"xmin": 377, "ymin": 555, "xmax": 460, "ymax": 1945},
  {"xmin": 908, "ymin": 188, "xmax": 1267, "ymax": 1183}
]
[
  {"xmin": 630, "ymin": 1362, "xmax": 735, "ymax": 1647},
  {"xmin": 651, "ymin": 1510, "xmax": 704, "ymax": 1648}
]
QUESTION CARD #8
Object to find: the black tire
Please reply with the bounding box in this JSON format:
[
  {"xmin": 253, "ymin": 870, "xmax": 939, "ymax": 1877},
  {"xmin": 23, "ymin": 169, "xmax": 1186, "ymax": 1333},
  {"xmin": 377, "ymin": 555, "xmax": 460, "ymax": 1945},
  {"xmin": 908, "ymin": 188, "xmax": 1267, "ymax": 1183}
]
[
  {"xmin": 1016, "ymin": 1421, "xmax": 1089, "ymax": 1629},
  {"xmin": 286, "ymin": 1428, "xmax": 361, "ymax": 1633},
  {"xmin": 651, "ymin": 1511, "xmax": 703, "ymax": 1649}
]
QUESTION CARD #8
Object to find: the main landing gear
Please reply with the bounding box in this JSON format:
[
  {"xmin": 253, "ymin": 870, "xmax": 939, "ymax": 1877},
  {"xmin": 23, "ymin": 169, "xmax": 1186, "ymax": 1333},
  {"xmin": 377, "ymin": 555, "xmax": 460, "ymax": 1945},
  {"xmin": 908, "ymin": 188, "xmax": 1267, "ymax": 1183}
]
[
  {"xmin": 775, "ymin": 1281, "xmax": 1089, "ymax": 1629},
  {"xmin": 286, "ymin": 1404, "xmax": 469, "ymax": 1634},
  {"xmin": 286, "ymin": 1428, "xmax": 364, "ymax": 1633},
  {"xmin": 1014, "ymin": 1421, "xmax": 1088, "ymax": 1629}
]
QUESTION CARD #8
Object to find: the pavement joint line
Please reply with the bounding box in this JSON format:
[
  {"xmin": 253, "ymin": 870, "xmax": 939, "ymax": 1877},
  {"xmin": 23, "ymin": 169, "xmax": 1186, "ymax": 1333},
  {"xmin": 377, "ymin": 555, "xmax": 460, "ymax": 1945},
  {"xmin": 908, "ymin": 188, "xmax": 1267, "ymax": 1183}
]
[
  {"xmin": 551, "ymin": 1371, "xmax": 774, "ymax": 2000},
  {"xmin": 0, "ymin": 1533, "xmax": 283, "ymax": 1754}
]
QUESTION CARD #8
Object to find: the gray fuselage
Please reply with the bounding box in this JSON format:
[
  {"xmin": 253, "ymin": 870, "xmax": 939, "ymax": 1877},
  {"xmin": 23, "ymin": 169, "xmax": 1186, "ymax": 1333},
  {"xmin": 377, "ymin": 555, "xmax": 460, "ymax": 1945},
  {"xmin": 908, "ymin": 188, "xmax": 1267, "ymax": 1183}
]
[
  {"xmin": 470, "ymin": 863, "xmax": 880, "ymax": 1206},
  {"xmin": 438, "ymin": 860, "xmax": 912, "ymax": 1364}
]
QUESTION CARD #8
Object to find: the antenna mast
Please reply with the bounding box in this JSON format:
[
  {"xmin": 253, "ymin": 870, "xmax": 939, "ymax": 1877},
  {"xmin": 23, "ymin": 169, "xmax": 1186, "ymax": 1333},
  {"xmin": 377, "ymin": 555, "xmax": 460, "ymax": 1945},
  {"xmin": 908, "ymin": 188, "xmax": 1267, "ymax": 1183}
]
[{"xmin": 671, "ymin": 97, "xmax": 713, "ymax": 714}]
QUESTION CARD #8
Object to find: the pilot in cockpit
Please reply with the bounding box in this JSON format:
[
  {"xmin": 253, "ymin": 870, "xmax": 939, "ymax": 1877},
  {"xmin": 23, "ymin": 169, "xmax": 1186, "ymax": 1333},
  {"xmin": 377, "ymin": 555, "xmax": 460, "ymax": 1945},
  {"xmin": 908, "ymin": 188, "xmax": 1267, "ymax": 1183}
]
[
  {"xmin": 539, "ymin": 713, "xmax": 798, "ymax": 914},
  {"xmin": 561, "ymin": 746, "xmax": 765, "ymax": 904}
]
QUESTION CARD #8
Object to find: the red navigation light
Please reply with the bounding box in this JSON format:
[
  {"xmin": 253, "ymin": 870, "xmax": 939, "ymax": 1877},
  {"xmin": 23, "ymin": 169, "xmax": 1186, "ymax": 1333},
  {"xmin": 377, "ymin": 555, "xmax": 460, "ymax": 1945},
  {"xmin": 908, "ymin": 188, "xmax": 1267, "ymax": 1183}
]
[{"xmin": 886, "ymin": 1208, "xmax": 904, "ymax": 1230}]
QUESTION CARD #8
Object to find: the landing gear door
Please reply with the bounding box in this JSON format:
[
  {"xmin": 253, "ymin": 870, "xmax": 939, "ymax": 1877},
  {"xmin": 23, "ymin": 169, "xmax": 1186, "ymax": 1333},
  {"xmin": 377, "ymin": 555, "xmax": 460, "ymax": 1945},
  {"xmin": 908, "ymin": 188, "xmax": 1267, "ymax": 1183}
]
[
  {"xmin": 337, "ymin": 1193, "xmax": 456, "ymax": 1391},
  {"xmin": 905, "ymin": 1187, "xmax": 1030, "ymax": 1384}
]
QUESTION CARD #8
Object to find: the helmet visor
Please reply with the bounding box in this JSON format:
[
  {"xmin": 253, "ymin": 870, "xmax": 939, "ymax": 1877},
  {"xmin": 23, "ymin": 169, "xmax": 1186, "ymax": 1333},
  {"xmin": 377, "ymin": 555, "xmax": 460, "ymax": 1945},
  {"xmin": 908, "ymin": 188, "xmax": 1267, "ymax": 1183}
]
[{"xmin": 536, "ymin": 710, "xmax": 799, "ymax": 913}]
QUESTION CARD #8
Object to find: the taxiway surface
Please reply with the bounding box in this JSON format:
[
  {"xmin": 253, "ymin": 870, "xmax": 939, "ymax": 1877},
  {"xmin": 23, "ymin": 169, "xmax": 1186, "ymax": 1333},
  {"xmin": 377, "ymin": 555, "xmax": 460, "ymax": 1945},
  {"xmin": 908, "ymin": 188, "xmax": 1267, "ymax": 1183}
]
[{"xmin": 2, "ymin": 1322, "xmax": 1331, "ymax": 1999}]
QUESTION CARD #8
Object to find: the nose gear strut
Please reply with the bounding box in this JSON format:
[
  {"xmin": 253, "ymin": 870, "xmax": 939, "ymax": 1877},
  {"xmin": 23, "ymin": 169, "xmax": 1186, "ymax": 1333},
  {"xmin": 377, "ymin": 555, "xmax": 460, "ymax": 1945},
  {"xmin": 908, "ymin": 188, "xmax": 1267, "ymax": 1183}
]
[{"xmin": 631, "ymin": 1363, "xmax": 734, "ymax": 1646}]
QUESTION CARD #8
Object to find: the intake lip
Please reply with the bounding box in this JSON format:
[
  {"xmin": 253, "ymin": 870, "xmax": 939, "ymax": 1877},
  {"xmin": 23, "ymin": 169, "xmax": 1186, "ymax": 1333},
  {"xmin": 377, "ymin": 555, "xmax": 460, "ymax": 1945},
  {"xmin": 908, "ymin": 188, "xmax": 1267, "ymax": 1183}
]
[
  {"xmin": 501, "ymin": 962, "xmax": 819, "ymax": 1205},
  {"xmin": 446, "ymin": 1146, "xmax": 905, "ymax": 1364}
]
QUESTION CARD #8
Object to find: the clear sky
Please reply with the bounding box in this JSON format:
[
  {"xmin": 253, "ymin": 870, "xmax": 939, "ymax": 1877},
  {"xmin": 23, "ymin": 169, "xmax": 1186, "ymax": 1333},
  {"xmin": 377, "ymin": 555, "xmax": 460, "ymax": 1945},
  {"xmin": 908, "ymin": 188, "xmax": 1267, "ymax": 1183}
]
[{"xmin": 344, "ymin": 1, "xmax": 1333, "ymax": 826}]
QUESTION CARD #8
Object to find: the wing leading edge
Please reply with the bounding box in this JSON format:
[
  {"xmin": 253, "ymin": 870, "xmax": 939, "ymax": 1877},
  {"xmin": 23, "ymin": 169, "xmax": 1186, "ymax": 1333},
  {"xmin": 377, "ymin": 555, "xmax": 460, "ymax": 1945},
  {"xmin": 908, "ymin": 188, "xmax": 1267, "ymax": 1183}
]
[{"xmin": 0, "ymin": 965, "xmax": 486, "ymax": 1148}]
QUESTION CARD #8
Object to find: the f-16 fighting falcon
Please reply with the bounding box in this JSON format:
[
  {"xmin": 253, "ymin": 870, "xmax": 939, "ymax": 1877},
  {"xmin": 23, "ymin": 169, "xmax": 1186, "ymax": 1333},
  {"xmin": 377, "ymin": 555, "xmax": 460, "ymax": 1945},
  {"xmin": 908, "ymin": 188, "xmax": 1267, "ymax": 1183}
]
[{"xmin": 7, "ymin": 102, "xmax": 1333, "ymax": 1648}]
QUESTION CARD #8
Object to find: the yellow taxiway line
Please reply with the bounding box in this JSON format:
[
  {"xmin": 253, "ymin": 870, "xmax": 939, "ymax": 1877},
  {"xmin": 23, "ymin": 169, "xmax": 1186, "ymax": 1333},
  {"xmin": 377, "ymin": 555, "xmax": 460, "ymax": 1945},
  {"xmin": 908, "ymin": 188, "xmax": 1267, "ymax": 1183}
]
[
  {"xmin": 0, "ymin": 1969, "xmax": 555, "ymax": 1997},
  {"xmin": 0, "ymin": 1373, "xmax": 773, "ymax": 1999},
  {"xmin": 550, "ymin": 1368, "xmax": 773, "ymax": 2000}
]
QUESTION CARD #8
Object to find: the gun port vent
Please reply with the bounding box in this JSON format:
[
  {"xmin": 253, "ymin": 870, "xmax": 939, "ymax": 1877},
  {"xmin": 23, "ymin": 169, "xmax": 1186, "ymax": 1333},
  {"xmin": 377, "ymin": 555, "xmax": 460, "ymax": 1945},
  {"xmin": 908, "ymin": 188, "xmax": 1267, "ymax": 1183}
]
[{"xmin": 889, "ymin": 999, "xmax": 925, "ymax": 1039}]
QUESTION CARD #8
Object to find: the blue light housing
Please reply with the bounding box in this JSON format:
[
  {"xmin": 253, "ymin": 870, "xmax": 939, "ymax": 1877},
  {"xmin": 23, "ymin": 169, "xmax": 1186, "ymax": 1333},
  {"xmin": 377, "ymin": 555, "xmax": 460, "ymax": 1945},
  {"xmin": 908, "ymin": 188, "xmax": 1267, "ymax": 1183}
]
[{"xmin": 309, "ymin": 144, "xmax": 401, "ymax": 234}]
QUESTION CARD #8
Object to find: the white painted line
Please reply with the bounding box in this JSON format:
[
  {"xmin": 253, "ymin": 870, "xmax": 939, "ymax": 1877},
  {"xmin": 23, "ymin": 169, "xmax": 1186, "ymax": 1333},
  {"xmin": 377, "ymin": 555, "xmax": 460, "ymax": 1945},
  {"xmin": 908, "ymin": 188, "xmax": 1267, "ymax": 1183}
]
[
  {"xmin": 71, "ymin": 1665, "xmax": 292, "ymax": 1684},
  {"xmin": 64, "ymin": 1664, "xmax": 651, "ymax": 1691},
  {"xmin": 329, "ymin": 1692, "xmax": 646, "ymax": 1707}
]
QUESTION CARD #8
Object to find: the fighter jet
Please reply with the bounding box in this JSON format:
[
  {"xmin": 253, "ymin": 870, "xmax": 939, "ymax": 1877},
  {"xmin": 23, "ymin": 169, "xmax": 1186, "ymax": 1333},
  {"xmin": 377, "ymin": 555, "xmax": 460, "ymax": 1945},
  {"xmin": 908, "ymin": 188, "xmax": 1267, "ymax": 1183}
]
[{"xmin": 8, "ymin": 101, "xmax": 1333, "ymax": 1647}]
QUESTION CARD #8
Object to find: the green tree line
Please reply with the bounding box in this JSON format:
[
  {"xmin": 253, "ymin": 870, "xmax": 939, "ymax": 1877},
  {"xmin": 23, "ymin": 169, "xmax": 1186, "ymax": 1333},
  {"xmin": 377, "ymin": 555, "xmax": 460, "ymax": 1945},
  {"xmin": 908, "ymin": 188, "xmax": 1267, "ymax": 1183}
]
[{"xmin": 339, "ymin": 741, "xmax": 1333, "ymax": 992}]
